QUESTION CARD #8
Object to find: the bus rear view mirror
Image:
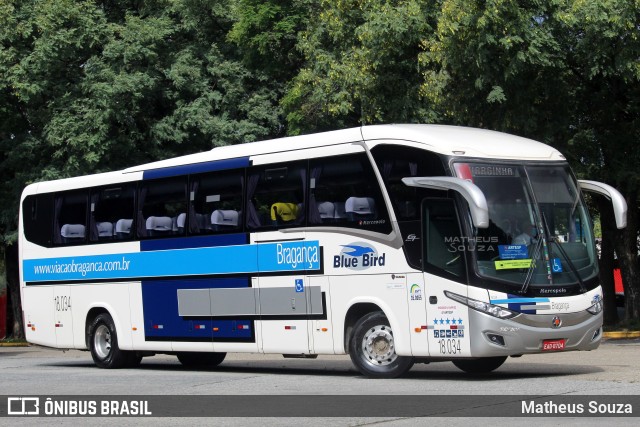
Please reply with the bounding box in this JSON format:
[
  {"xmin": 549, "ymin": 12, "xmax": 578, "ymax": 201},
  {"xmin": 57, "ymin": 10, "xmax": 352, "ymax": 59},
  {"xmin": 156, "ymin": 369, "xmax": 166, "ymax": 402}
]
[
  {"xmin": 402, "ymin": 177, "xmax": 489, "ymax": 229},
  {"xmin": 578, "ymin": 180, "xmax": 627, "ymax": 229}
]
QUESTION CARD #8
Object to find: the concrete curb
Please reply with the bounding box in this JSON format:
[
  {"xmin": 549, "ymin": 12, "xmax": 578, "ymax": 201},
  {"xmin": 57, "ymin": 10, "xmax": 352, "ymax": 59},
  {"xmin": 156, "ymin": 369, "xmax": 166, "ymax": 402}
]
[
  {"xmin": 603, "ymin": 331, "xmax": 640, "ymax": 339},
  {"xmin": 0, "ymin": 342, "xmax": 29, "ymax": 347}
]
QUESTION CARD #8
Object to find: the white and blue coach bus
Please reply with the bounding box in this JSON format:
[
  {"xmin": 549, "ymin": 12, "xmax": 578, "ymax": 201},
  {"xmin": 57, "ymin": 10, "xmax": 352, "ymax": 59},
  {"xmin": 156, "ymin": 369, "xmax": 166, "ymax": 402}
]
[{"xmin": 19, "ymin": 125, "xmax": 627, "ymax": 378}]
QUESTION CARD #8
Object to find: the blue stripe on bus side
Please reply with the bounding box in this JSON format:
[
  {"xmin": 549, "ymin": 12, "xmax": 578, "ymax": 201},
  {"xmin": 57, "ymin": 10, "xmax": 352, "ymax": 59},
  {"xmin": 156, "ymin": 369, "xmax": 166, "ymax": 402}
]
[
  {"xmin": 23, "ymin": 240, "xmax": 321, "ymax": 282},
  {"xmin": 142, "ymin": 277, "xmax": 254, "ymax": 341},
  {"xmin": 142, "ymin": 157, "xmax": 251, "ymax": 180},
  {"xmin": 140, "ymin": 233, "xmax": 248, "ymax": 251}
]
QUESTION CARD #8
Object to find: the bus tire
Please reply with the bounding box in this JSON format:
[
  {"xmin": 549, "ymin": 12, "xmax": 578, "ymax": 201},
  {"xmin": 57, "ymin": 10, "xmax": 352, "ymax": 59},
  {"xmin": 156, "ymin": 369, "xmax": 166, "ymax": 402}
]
[
  {"xmin": 177, "ymin": 352, "xmax": 226, "ymax": 368},
  {"xmin": 89, "ymin": 313, "xmax": 134, "ymax": 369},
  {"xmin": 349, "ymin": 311, "xmax": 414, "ymax": 378},
  {"xmin": 452, "ymin": 356, "xmax": 507, "ymax": 374}
]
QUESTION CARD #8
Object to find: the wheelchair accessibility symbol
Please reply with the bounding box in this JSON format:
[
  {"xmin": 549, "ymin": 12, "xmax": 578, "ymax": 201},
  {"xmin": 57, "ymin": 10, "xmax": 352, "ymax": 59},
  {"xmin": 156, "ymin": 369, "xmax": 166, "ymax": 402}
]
[
  {"xmin": 552, "ymin": 258, "xmax": 563, "ymax": 273},
  {"xmin": 295, "ymin": 279, "xmax": 304, "ymax": 292}
]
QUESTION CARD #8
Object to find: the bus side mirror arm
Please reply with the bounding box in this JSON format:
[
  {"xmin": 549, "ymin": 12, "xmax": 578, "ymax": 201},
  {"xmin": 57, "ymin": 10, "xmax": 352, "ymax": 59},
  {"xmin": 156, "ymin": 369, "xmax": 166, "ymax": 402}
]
[
  {"xmin": 578, "ymin": 180, "xmax": 627, "ymax": 229},
  {"xmin": 402, "ymin": 177, "xmax": 489, "ymax": 229}
]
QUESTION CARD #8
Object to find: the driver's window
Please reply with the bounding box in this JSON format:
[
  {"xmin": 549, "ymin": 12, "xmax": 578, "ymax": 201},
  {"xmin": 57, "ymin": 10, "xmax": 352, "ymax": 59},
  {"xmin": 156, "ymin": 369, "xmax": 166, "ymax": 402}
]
[{"xmin": 422, "ymin": 198, "xmax": 466, "ymax": 282}]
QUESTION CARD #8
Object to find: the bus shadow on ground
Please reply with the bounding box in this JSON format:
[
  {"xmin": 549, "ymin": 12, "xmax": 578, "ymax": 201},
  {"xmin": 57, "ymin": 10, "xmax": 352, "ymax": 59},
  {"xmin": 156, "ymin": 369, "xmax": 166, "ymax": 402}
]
[
  {"xmin": 46, "ymin": 359, "xmax": 604, "ymax": 380},
  {"xmin": 0, "ymin": 351, "xmax": 31, "ymax": 357},
  {"xmin": 405, "ymin": 362, "xmax": 604, "ymax": 381}
]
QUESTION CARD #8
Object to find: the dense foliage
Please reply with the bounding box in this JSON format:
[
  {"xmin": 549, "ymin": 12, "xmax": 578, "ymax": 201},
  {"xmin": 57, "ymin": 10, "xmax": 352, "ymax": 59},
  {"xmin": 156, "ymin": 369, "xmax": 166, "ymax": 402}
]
[{"xmin": 1, "ymin": 0, "xmax": 638, "ymax": 336}]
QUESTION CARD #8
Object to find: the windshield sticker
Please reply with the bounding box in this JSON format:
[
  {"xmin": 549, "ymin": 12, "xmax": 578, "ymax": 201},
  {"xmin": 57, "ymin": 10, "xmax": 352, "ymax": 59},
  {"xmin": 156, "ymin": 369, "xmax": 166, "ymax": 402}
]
[
  {"xmin": 494, "ymin": 259, "xmax": 532, "ymax": 270},
  {"xmin": 551, "ymin": 258, "xmax": 563, "ymax": 273},
  {"xmin": 498, "ymin": 245, "xmax": 528, "ymax": 260}
]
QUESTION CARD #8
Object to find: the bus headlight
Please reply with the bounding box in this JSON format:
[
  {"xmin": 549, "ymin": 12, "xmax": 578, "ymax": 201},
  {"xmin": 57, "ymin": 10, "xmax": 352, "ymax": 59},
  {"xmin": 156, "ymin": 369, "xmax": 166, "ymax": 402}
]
[
  {"xmin": 586, "ymin": 295, "xmax": 603, "ymax": 315},
  {"xmin": 444, "ymin": 291, "xmax": 518, "ymax": 319}
]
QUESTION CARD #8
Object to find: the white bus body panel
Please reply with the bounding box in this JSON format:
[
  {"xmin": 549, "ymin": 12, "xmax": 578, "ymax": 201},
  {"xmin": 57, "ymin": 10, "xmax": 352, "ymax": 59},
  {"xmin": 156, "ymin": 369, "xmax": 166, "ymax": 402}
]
[
  {"xmin": 307, "ymin": 276, "xmax": 334, "ymax": 354},
  {"xmin": 257, "ymin": 275, "xmax": 311, "ymax": 354},
  {"xmin": 329, "ymin": 273, "xmax": 410, "ymax": 355},
  {"xmin": 53, "ymin": 285, "xmax": 74, "ymax": 348},
  {"xmin": 73, "ymin": 283, "xmax": 133, "ymax": 350},
  {"xmin": 422, "ymin": 277, "xmax": 472, "ymax": 357},
  {"xmin": 406, "ymin": 272, "xmax": 429, "ymax": 356},
  {"xmin": 23, "ymin": 286, "xmax": 56, "ymax": 348}
]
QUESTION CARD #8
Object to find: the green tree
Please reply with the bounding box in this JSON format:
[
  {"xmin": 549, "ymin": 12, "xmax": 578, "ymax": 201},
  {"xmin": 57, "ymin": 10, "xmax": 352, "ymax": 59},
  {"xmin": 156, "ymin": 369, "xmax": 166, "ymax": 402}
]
[
  {"xmin": 228, "ymin": 0, "xmax": 311, "ymax": 83},
  {"xmin": 282, "ymin": 0, "xmax": 440, "ymax": 134},
  {"xmin": 421, "ymin": 0, "xmax": 572, "ymax": 141}
]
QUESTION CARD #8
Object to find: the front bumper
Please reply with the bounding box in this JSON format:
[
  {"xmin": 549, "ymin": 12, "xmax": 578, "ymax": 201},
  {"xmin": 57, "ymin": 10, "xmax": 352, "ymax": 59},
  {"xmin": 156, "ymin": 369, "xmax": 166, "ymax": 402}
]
[{"xmin": 467, "ymin": 308, "xmax": 602, "ymax": 357}]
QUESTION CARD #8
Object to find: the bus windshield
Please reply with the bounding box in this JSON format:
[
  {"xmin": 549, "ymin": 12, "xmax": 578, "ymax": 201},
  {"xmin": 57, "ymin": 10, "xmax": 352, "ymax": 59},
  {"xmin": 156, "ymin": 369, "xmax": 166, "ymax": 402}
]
[{"xmin": 454, "ymin": 162, "xmax": 598, "ymax": 288}]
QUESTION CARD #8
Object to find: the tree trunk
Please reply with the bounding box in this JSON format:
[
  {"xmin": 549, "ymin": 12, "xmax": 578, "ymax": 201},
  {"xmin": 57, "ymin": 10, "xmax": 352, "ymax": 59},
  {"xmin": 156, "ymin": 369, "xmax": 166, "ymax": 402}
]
[
  {"xmin": 597, "ymin": 199, "xmax": 619, "ymax": 325},
  {"xmin": 5, "ymin": 242, "xmax": 23, "ymax": 339}
]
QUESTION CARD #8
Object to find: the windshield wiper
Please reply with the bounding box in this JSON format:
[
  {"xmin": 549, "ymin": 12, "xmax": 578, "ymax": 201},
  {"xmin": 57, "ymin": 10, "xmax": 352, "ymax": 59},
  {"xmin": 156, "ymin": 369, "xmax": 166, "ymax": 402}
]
[
  {"xmin": 519, "ymin": 232, "xmax": 543, "ymax": 294},
  {"xmin": 541, "ymin": 212, "xmax": 587, "ymax": 293}
]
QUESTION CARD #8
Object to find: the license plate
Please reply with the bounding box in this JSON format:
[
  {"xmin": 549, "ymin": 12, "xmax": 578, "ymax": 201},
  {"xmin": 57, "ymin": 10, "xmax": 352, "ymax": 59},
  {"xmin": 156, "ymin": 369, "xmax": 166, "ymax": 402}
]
[{"xmin": 542, "ymin": 339, "xmax": 565, "ymax": 351}]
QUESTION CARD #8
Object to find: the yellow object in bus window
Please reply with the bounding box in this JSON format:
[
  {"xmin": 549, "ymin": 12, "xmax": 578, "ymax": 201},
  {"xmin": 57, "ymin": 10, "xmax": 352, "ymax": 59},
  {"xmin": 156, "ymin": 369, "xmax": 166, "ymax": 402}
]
[
  {"xmin": 494, "ymin": 259, "xmax": 533, "ymax": 270},
  {"xmin": 271, "ymin": 202, "xmax": 299, "ymax": 222}
]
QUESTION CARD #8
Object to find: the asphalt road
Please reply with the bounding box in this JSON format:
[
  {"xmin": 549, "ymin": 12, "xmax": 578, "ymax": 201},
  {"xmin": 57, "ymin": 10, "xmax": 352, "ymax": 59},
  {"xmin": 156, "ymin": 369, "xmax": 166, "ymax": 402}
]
[{"xmin": 1, "ymin": 339, "xmax": 639, "ymax": 425}]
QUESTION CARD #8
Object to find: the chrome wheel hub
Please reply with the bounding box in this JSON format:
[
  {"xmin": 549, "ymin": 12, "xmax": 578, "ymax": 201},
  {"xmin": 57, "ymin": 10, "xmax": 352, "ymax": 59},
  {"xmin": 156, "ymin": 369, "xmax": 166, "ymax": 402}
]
[
  {"xmin": 362, "ymin": 325, "xmax": 397, "ymax": 366},
  {"xmin": 94, "ymin": 324, "xmax": 112, "ymax": 360}
]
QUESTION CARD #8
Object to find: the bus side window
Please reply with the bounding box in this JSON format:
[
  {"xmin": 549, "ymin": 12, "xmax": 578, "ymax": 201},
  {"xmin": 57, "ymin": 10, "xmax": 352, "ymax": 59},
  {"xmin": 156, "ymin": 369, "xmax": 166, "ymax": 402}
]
[
  {"xmin": 246, "ymin": 161, "xmax": 307, "ymax": 229},
  {"xmin": 22, "ymin": 194, "xmax": 54, "ymax": 247},
  {"xmin": 422, "ymin": 198, "xmax": 466, "ymax": 282},
  {"xmin": 53, "ymin": 191, "xmax": 88, "ymax": 245},
  {"xmin": 371, "ymin": 144, "xmax": 447, "ymax": 222},
  {"xmin": 89, "ymin": 185, "xmax": 136, "ymax": 242},
  {"xmin": 308, "ymin": 153, "xmax": 391, "ymax": 234},
  {"xmin": 191, "ymin": 170, "xmax": 244, "ymax": 234},
  {"xmin": 137, "ymin": 177, "xmax": 187, "ymax": 238}
]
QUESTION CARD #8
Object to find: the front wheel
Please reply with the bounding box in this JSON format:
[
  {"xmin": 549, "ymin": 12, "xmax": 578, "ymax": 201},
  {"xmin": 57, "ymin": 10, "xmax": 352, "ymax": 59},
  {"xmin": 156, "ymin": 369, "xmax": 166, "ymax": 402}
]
[
  {"xmin": 349, "ymin": 312, "xmax": 414, "ymax": 378},
  {"xmin": 89, "ymin": 313, "xmax": 139, "ymax": 369},
  {"xmin": 452, "ymin": 356, "xmax": 507, "ymax": 374}
]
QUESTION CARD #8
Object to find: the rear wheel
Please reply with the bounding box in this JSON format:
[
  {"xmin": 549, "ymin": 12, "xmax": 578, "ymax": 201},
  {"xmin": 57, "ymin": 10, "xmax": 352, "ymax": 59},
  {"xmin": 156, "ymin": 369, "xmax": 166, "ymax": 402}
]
[
  {"xmin": 89, "ymin": 313, "xmax": 139, "ymax": 369},
  {"xmin": 349, "ymin": 311, "xmax": 414, "ymax": 378},
  {"xmin": 177, "ymin": 352, "xmax": 227, "ymax": 368},
  {"xmin": 452, "ymin": 356, "xmax": 507, "ymax": 374}
]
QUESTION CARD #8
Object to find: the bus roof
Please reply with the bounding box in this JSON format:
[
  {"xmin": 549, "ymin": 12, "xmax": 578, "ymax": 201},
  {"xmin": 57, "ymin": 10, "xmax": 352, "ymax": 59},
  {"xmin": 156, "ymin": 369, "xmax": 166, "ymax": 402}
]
[
  {"xmin": 360, "ymin": 124, "xmax": 565, "ymax": 161},
  {"xmin": 127, "ymin": 124, "xmax": 564, "ymax": 175},
  {"xmin": 25, "ymin": 125, "xmax": 566, "ymax": 195}
]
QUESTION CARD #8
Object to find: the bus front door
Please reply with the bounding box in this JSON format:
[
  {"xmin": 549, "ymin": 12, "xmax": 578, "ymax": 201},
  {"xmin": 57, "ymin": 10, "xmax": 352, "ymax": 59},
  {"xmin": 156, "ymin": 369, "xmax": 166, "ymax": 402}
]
[{"xmin": 421, "ymin": 198, "xmax": 471, "ymax": 358}]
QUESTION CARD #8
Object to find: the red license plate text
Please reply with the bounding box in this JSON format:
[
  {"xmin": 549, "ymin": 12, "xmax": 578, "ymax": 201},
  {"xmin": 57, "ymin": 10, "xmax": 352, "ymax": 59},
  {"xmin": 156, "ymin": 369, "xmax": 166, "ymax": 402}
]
[{"xmin": 542, "ymin": 339, "xmax": 565, "ymax": 351}]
